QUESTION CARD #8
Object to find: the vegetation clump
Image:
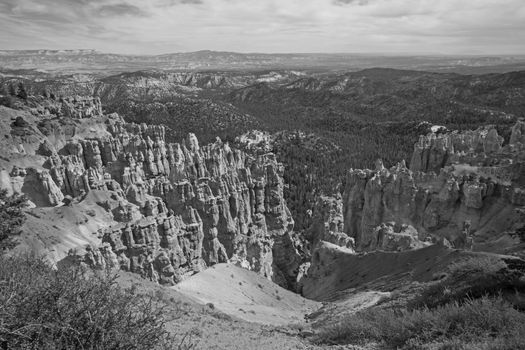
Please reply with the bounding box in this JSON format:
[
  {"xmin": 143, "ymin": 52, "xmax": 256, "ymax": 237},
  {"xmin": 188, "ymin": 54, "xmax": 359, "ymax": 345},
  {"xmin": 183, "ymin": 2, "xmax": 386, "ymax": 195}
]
[
  {"xmin": 315, "ymin": 255, "xmax": 525, "ymax": 349},
  {"xmin": 0, "ymin": 189, "xmax": 188, "ymax": 349},
  {"xmin": 414, "ymin": 256, "xmax": 525, "ymax": 309},
  {"xmin": 0, "ymin": 254, "xmax": 183, "ymax": 350},
  {"xmin": 0, "ymin": 189, "xmax": 27, "ymax": 250},
  {"xmin": 314, "ymin": 296, "xmax": 525, "ymax": 349}
]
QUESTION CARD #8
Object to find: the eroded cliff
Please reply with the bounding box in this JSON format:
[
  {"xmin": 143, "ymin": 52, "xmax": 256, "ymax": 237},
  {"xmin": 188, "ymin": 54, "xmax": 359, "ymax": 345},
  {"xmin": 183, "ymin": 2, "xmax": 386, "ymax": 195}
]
[
  {"xmin": 343, "ymin": 123, "xmax": 525, "ymax": 251},
  {"xmin": 0, "ymin": 96, "xmax": 294, "ymax": 285}
]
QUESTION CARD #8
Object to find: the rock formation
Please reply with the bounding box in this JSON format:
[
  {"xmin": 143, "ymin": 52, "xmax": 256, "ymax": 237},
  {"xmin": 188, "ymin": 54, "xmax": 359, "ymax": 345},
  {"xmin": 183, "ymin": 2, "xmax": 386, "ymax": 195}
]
[
  {"xmin": 271, "ymin": 194, "xmax": 357, "ymax": 292},
  {"xmin": 1, "ymin": 96, "xmax": 294, "ymax": 285},
  {"xmin": 344, "ymin": 124, "xmax": 525, "ymax": 251},
  {"xmin": 60, "ymin": 96, "xmax": 103, "ymax": 119},
  {"xmin": 410, "ymin": 125, "xmax": 506, "ymax": 173},
  {"xmin": 308, "ymin": 195, "xmax": 354, "ymax": 252},
  {"xmin": 83, "ymin": 126, "xmax": 294, "ymax": 283},
  {"xmin": 374, "ymin": 222, "xmax": 430, "ymax": 252}
]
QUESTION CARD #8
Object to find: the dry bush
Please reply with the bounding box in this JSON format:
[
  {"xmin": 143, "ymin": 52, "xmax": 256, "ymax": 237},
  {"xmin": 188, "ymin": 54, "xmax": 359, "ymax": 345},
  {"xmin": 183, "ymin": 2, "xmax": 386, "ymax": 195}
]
[
  {"xmin": 413, "ymin": 255, "xmax": 525, "ymax": 309},
  {"xmin": 0, "ymin": 254, "xmax": 194, "ymax": 350},
  {"xmin": 0, "ymin": 189, "xmax": 27, "ymax": 250},
  {"xmin": 314, "ymin": 255, "xmax": 525, "ymax": 349},
  {"xmin": 314, "ymin": 296, "xmax": 525, "ymax": 349}
]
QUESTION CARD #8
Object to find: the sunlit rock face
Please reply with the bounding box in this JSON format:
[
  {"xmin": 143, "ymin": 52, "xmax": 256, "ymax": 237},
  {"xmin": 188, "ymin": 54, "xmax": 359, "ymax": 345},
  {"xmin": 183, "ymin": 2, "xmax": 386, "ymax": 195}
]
[
  {"xmin": 79, "ymin": 124, "xmax": 294, "ymax": 283},
  {"xmin": 374, "ymin": 222, "xmax": 430, "ymax": 252},
  {"xmin": 3, "ymin": 96, "xmax": 293, "ymax": 285},
  {"xmin": 410, "ymin": 125, "xmax": 504, "ymax": 173},
  {"xmin": 343, "ymin": 123, "xmax": 525, "ymax": 252}
]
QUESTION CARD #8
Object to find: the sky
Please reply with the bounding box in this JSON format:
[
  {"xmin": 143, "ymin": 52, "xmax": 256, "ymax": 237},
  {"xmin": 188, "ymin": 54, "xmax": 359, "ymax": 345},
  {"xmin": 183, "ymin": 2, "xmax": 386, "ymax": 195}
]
[{"xmin": 0, "ymin": 0, "xmax": 524, "ymax": 55}]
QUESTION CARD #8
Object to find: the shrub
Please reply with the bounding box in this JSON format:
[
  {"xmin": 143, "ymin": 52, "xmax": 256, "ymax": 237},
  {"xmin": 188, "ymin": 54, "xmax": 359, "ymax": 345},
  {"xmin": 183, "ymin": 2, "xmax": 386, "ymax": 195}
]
[
  {"xmin": 0, "ymin": 94, "xmax": 15, "ymax": 108},
  {"xmin": 413, "ymin": 256, "xmax": 525, "ymax": 309},
  {"xmin": 314, "ymin": 296, "xmax": 525, "ymax": 349},
  {"xmin": 0, "ymin": 254, "xmax": 188, "ymax": 350},
  {"xmin": 0, "ymin": 189, "xmax": 27, "ymax": 250},
  {"xmin": 16, "ymin": 83, "xmax": 28, "ymax": 100}
]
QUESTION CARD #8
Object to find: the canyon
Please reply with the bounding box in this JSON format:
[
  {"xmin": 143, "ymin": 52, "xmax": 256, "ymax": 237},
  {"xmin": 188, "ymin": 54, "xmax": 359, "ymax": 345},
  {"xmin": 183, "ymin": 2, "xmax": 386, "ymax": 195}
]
[
  {"xmin": 2, "ymin": 92, "xmax": 524, "ymax": 291},
  {"xmin": 1, "ymin": 67, "xmax": 525, "ymax": 349}
]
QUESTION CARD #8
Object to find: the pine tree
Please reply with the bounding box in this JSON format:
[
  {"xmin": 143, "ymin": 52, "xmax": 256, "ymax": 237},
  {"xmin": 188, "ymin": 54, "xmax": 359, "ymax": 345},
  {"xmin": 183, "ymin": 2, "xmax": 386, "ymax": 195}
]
[
  {"xmin": 0, "ymin": 86, "xmax": 14, "ymax": 107},
  {"xmin": 0, "ymin": 189, "xmax": 27, "ymax": 250},
  {"xmin": 17, "ymin": 82, "xmax": 28, "ymax": 100},
  {"xmin": 0, "ymin": 85, "xmax": 8, "ymax": 97},
  {"xmin": 8, "ymin": 83, "xmax": 16, "ymax": 96}
]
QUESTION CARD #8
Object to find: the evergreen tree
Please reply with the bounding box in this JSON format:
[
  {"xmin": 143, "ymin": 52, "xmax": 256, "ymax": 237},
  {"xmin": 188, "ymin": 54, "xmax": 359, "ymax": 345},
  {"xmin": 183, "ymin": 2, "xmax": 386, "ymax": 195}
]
[
  {"xmin": 17, "ymin": 82, "xmax": 28, "ymax": 100},
  {"xmin": 8, "ymin": 83, "xmax": 16, "ymax": 96},
  {"xmin": 0, "ymin": 86, "xmax": 14, "ymax": 108},
  {"xmin": 0, "ymin": 189, "xmax": 27, "ymax": 250}
]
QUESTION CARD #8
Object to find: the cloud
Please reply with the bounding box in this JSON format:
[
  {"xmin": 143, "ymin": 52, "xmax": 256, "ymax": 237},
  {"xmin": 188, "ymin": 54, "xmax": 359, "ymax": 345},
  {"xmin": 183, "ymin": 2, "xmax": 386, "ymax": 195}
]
[
  {"xmin": 333, "ymin": 0, "xmax": 369, "ymax": 6},
  {"xmin": 175, "ymin": 0, "xmax": 204, "ymax": 4},
  {"xmin": 156, "ymin": 0, "xmax": 203, "ymax": 6},
  {"xmin": 96, "ymin": 3, "xmax": 149, "ymax": 17},
  {"xmin": 0, "ymin": 0, "xmax": 524, "ymax": 55}
]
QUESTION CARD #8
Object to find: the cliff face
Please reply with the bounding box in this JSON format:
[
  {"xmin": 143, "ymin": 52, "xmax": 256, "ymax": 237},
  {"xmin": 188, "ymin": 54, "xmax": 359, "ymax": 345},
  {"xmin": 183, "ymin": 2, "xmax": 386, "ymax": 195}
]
[
  {"xmin": 0, "ymin": 97, "xmax": 293, "ymax": 284},
  {"xmin": 308, "ymin": 195, "xmax": 354, "ymax": 252},
  {"xmin": 410, "ymin": 126, "xmax": 504, "ymax": 173},
  {"xmin": 343, "ymin": 124, "xmax": 525, "ymax": 251},
  {"xmin": 87, "ymin": 125, "xmax": 293, "ymax": 283}
]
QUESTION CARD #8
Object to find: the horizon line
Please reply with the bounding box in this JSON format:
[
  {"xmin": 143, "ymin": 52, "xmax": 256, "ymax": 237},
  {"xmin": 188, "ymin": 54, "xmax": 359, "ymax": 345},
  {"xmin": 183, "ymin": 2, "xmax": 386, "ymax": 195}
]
[{"xmin": 2, "ymin": 49, "xmax": 525, "ymax": 58}]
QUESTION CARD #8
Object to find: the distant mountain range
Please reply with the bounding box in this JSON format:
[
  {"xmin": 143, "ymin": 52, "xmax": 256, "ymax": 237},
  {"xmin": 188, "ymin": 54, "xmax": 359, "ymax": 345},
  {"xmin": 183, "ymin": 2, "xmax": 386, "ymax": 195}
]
[{"xmin": 1, "ymin": 50, "xmax": 525, "ymax": 74}]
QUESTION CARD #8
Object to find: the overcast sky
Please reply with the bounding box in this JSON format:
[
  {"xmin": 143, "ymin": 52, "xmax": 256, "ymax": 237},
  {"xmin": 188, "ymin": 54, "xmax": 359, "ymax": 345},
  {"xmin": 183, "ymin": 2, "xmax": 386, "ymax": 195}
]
[{"xmin": 0, "ymin": 0, "xmax": 524, "ymax": 55}]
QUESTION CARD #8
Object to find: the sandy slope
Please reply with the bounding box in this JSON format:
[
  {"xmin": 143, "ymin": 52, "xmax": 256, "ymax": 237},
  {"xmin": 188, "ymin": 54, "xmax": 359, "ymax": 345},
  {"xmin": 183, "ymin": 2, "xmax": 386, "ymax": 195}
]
[
  {"xmin": 11, "ymin": 190, "xmax": 122, "ymax": 264},
  {"xmin": 116, "ymin": 272, "xmax": 336, "ymax": 350},
  {"xmin": 302, "ymin": 242, "xmax": 501, "ymax": 301},
  {"xmin": 173, "ymin": 263, "xmax": 321, "ymax": 326}
]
